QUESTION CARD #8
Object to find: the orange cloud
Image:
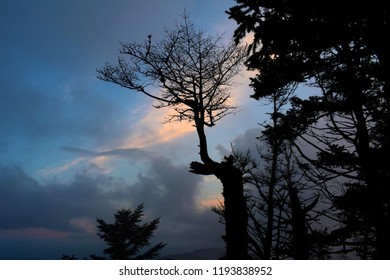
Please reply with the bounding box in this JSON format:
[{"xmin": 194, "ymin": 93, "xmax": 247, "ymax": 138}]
[
  {"xmin": 89, "ymin": 155, "xmax": 114, "ymax": 173},
  {"xmin": 198, "ymin": 197, "xmax": 224, "ymax": 210},
  {"xmin": 121, "ymin": 72, "xmax": 255, "ymax": 150},
  {"xmin": 196, "ymin": 176, "xmax": 224, "ymax": 210},
  {"xmin": 123, "ymin": 105, "xmax": 195, "ymax": 149},
  {"xmin": 0, "ymin": 228, "xmax": 70, "ymax": 239}
]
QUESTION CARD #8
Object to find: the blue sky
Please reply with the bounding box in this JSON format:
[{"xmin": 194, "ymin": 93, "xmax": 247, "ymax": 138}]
[{"xmin": 0, "ymin": 0, "xmax": 266, "ymax": 259}]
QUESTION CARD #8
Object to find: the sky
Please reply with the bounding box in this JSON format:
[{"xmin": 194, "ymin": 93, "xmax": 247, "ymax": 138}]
[{"xmin": 0, "ymin": 0, "xmax": 267, "ymax": 259}]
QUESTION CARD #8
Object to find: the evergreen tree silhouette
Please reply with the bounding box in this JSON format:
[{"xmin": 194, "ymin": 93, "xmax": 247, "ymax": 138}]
[
  {"xmin": 96, "ymin": 204, "xmax": 166, "ymax": 260},
  {"xmin": 228, "ymin": 0, "xmax": 390, "ymax": 259}
]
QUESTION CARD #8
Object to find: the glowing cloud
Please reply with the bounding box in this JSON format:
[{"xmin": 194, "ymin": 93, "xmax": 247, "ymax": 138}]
[
  {"xmin": 123, "ymin": 105, "xmax": 195, "ymax": 148},
  {"xmin": 198, "ymin": 197, "xmax": 224, "ymax": 210}
]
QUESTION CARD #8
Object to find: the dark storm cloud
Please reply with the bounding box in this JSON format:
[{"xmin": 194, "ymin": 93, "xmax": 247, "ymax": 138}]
[
  {"xmin": 0, "ymin": 155, "xmax": 223, "ymax": 258},
  {"xmin": 0, "ymin": 158, "xmax": 207, "ymax": 231},
  {"xmin": 130, "ymin": 156, "xmax": 203, "ymax": 220},
  {"xmin": 127, "ymin": 156, "xmax": 224, "ymax": 252},
  {"xmin": 0, "ymin": 163, "xmax": 125, "ymax": 231}
]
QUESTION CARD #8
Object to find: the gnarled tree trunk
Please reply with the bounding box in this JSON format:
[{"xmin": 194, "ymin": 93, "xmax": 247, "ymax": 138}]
[
  {"xmin": 189, "ymin": 112, "xmax": 249, "ymax": 259},
  {"xmin": 190, "ymin": 158, "xmax": 248, "ymax": 259}
]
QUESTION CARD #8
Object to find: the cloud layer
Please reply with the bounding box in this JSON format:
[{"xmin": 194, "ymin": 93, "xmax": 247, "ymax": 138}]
[{"xmin": 0, "ymin": 154, "xmax": 224, "ymax": 259}]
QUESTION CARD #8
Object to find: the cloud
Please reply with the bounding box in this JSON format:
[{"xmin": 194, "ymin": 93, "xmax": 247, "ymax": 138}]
[
  {"xmin": 215, "ymin": 144, "xmax": 231, "ymax": 158},
  {"xmin": 0, "ymin": 157, "xmax": 224, "ymax": 258},
  {"xmin": 214, "ymin": 126, "xmax": 263, "ymax": 165},
  {"xmin": 37, "ymin": 146, "xmax": 157, "ymax": 176},
  {"xmin": 231, "ymin": 127, "xmax": 261, "ymax": 154},
  {"xmin": 132, "ymin": 156, "xmax": 224, "ymax": 253},
  {"xmin": 69, "ymin": 218, "xmax": 96, "ymax": 236},
  {"xmin": 38, "ymin": 158, "xmax": 86, "ymax": 176},
  {"xmin": 0, "ymin": 77, "xmax": 134, "ymax": 165},
  {"xmin": 1, "ymin": 1, "xmax": 194, "ymax": 76},
  {"xmin": 0, "ymin": 228, "xmax": 70, "ymax": 239},
  {"xmin": 121, "ymin": 105, "xmax": 196, "ymax": 149},
  {"xmin": 60, "ymin": 146, "xmax": 155, "ymax": 161},
  {"xmin": 0, "ymin": 164, "xmax": 123, "ymax": 232},
  {"xmin": 131, "ymin": 156, "xmax": 203, "ymax": 218}
]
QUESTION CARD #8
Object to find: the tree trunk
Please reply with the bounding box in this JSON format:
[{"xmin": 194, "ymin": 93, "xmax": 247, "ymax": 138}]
[
  {"xmin": 217, "ymin": 160, "xmax": 249, "ymax": 259},
  {"xmin": 190, "ymin": 158, "xmax": 249, "ymax": 259},
  {"xmin": 348, "ymin": 81, "xmax": 390, "ymax": 259},
  {"xmin": 190, "ymin": 112, "xmax": 249, "ymax": 259},
  {"xmin": 288, "ymin": 187, "xmax": 309, "ymax": 259}
]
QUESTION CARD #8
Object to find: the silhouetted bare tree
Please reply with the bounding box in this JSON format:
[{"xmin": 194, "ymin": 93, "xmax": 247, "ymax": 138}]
[{"xmin": 97, "ymin": 13, "xmax": 249, "ymax": 259}]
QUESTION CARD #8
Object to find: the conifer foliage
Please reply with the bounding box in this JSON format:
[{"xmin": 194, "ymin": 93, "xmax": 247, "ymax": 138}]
[{"xmin": 96, "ymin": 204, "xmax": 166, "ymax": 260}]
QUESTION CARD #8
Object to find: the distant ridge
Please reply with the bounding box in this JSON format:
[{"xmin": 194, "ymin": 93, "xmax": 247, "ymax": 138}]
[{"xmin": 161, "ymin": 247, "xmax": 225, "ymax": 260}]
